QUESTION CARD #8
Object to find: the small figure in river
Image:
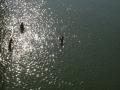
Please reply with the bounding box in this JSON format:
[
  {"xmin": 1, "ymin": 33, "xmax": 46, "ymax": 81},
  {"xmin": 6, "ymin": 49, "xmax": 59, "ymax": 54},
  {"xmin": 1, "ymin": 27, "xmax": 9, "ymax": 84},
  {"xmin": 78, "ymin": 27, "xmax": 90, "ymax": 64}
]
[
  {"xmin": 8, "ymin": 38, "xmax": 13, "ymax": 52},
  {"xmin": 59, "ymin": 35, "xmax": 64, "ymax": 47},
  {"xmin": 20, "ymin": 22, "xmax": 25, "ymax": 33}
]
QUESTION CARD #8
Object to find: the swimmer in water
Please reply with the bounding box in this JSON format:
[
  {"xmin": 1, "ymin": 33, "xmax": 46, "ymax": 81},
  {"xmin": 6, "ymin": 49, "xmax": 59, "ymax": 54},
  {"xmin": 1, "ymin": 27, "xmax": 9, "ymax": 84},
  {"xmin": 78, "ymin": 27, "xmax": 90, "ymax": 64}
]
[
  {"xmin": 8, "ymin": 38, "xmax": 13, "ymax": 52},
  {"xmin": 59, "ymin": 35, "xmax": 64, "ymax": 47},
  {"xmin": 20, "ymin": 22, "xmax": 25, "ymax": 33}
]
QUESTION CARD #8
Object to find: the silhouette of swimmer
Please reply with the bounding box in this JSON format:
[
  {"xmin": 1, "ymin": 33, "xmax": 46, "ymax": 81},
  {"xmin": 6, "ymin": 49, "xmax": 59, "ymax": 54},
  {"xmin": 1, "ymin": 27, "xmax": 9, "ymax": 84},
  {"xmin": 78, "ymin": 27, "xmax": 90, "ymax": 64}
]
[
  {"xmin": 59, "ymin": 36, "xmax": 64, "ymax": 47},
  {"xmin": 20, "ymin": 22, "xmax": 25, "ymax": 33},
  {"xmin": 8, "ymin": 38, "xmax": 13, "ymax": 52}
]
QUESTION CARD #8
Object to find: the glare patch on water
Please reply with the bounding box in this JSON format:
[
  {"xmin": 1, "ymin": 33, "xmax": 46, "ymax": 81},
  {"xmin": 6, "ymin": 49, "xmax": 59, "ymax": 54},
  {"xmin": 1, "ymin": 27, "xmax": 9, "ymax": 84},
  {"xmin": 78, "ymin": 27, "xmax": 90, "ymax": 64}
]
[
  {"xmin": 0, "ymin": 0, "xmax": 63, "ymax": 89},
  {"xmin": 0, "ymin": 0, "xmax": 77, "ymax": 89}
]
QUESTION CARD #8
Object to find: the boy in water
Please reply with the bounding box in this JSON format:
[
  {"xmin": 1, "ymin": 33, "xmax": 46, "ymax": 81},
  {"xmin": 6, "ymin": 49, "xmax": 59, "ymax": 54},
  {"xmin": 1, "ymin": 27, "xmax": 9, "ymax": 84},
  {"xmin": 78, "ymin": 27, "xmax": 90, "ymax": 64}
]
[
  {"xmin": 59, "ymin": 35, "xmax": 64, "ymax": 47},
  {"xmin": 20, "ymin": 22, "xmax": 25, "ymax": 33},
  {"xmin": 8, "ymin": 38, "xmax": 13, "ymax": 52}
]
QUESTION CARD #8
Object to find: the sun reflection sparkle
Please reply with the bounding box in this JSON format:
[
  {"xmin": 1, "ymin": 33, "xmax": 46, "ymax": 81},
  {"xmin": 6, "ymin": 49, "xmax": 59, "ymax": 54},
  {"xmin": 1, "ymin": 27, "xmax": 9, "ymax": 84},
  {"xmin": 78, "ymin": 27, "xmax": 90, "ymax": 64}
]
[{"xmin": 0, "ymin": 0, "xmax": 67, "ymax": 89}]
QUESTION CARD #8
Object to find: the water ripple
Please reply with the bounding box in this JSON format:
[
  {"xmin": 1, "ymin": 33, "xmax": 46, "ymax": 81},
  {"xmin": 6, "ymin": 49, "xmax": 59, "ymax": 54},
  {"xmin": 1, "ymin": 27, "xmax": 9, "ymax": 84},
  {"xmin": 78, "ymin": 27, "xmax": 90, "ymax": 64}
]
[{"xmin": 0, "ymin": 0, "xmax": 65, "ymax": 89}]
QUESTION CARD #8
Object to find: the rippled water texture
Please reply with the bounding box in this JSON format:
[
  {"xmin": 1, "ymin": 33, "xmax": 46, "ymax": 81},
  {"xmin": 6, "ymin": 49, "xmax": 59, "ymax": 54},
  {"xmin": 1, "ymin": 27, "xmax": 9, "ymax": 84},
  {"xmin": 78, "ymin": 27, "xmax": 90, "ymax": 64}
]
[
  {"xmin": 0, "ymin": 0, "xmax": 67, "ymax": 90},
  {"xmin": 1, "ymin": 0, "xmax": 120, "ymax": 90}
]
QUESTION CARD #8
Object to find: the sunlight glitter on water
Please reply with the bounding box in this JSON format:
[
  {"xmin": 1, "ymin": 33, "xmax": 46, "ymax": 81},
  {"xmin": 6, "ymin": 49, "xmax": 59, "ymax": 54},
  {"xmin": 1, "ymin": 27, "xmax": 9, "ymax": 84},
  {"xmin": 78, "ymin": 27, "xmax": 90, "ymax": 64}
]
[
  {"xmin": 1, "ymin": 0, "xmax": 61, "ymax": 89},
  {"xmin": 5, "ymin": 0, "xmax": 52, "ymax": 59}
]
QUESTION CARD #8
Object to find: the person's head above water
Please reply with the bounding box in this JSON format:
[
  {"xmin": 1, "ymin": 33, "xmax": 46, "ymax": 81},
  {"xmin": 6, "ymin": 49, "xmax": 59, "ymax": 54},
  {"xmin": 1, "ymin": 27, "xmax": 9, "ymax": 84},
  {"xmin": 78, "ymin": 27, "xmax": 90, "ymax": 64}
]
[
  {"xmin": 8, "ymin": 38, "xmax": 13, "ymax": 52},
  {"xmin": 20, "ymin": 22, "xmax": 25, "ymax": 33},
  {"xmin": 59, "ymin": 35, "xmax": 64, "ymax": 47}
]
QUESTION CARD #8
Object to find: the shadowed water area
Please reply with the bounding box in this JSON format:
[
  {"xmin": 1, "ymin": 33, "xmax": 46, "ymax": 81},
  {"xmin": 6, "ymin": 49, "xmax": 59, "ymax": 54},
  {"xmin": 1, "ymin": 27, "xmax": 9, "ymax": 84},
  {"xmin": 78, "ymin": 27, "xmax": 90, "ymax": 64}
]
[{"xmin": 0, "ymin": 0, "xmax": 120, "ymax": 90}]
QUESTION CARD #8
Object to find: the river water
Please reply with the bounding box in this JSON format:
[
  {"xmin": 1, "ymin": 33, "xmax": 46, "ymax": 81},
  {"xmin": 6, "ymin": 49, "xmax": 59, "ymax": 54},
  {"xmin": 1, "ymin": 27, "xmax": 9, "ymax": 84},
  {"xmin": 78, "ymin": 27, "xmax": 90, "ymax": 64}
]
[{"xmin": 0, "ymin": 0, "xmax": 120, "ymax": 90}]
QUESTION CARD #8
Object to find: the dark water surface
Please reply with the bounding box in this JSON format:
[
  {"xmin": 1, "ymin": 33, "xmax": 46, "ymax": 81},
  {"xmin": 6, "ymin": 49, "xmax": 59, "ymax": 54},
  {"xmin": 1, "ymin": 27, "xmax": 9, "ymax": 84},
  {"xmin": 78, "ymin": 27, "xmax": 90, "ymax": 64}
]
[{"xmin": 0, "ymin": 0, "xmax": 120, "ymax": 90}]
